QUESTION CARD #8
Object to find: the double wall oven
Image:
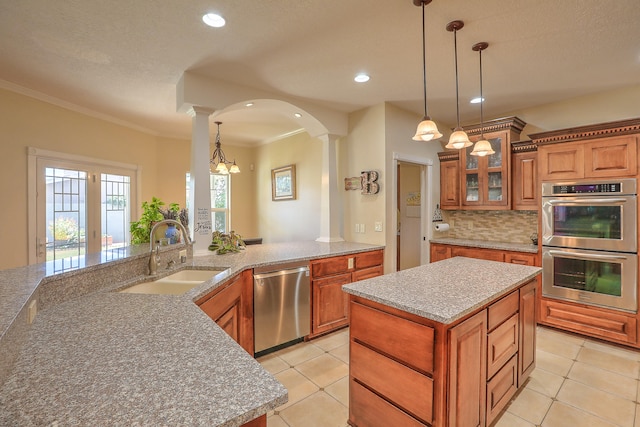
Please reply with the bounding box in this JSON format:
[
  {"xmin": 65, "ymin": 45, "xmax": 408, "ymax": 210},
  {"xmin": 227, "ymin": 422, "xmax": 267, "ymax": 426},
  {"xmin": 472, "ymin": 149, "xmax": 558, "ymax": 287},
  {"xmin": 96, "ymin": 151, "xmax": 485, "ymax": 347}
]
[{"xmin": 541, "ymin": 178, "xmax": 638, "ymax": 312}]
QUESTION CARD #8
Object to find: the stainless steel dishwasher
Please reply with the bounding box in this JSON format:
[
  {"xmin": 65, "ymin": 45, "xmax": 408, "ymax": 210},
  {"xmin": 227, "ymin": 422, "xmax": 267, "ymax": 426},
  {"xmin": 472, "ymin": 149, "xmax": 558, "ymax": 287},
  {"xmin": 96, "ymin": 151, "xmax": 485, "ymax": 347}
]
[{"xmin": 253, "ymin": 261, "xmax": 310, "ymax": 355}]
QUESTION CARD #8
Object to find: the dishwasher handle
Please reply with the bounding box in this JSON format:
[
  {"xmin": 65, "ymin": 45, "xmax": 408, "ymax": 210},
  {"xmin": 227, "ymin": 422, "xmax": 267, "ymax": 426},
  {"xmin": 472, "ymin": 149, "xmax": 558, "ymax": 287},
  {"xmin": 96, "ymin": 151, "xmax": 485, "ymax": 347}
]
[{"xmin": 253, "ymin": 266, "xmax": 310, "ymax": 281}]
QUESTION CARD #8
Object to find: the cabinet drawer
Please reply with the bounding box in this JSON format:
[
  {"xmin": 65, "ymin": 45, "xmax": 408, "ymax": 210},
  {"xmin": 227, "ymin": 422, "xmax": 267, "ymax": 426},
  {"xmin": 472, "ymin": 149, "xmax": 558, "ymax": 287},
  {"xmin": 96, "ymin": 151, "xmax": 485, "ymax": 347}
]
[
  {"xmin": 311, "ymin": 256, "xmax": 349, "ymax": 277},
  {"xmin": 504, "ymin": 252, "xmax": 537, "ymax": 266},
  {"xmin": 487, "ymin": 314, "xmax": 519, "ymax": 379},
  {"xmin": 540, "ymin": 299, "xmax": 637, "ymax": 344},
  {"xmin": 350, "ymin": 379, "xmax": 428, "ymax": 427},
  {"xmin": 355, "ymin": 250, "xmax": 384, "ymax": 270},
  {"xmin": 488, "ymin": 291, "xmax": 519, "ymax": 331},
  {"xmin": 486, "ymin": 355, "xmax": 518, "ymax": 426},
  {"xmin": 351, "ymin": 341, "xmax": 433, "ymax": 424},
  {"xmin": 352, "ymin": 265, "xmax": 383, "ymax": 282},
  {"xmin": 350, "ymin": 302, "xmax": 434, "ymax": 374}
]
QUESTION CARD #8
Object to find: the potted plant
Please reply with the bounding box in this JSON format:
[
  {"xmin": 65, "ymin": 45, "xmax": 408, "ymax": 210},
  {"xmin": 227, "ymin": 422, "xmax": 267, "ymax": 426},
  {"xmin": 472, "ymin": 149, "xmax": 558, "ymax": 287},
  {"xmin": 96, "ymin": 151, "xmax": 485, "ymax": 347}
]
[{"xmin": 130, "ymin": 197, "xmax": 188, "ymax": 245}]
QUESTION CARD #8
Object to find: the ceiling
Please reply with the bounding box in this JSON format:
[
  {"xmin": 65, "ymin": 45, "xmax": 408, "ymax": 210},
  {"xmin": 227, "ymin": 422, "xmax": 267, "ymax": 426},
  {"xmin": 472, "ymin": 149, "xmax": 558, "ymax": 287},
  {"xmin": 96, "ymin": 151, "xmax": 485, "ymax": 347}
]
[{"xmin": 1, "ymin": 0, "xmax": 639, "ymax": 146}]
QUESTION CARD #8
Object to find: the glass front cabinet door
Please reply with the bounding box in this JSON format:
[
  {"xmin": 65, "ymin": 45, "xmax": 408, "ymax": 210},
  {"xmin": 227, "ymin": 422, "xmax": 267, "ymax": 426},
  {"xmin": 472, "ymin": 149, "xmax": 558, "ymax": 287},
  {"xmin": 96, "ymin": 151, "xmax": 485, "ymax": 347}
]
[{"xmin": 461, "ymin": 129, "xmax": 510, "ymax": 209}]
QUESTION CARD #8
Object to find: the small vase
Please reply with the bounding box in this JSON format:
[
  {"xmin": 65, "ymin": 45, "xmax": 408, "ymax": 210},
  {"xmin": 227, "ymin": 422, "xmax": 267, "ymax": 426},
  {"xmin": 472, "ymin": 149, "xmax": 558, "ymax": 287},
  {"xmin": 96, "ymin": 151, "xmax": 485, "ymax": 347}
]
[{"xmin": 165, "ymin": 224, "xmax": 180, "ymax": 244}]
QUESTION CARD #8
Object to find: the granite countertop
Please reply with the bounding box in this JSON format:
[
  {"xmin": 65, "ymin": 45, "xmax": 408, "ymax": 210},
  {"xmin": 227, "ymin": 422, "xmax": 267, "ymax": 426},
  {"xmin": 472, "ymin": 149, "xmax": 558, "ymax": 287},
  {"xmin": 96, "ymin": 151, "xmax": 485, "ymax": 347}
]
[
  {"xmin": 430, "ymin": 237, "xmax": 539, "ymax": 254},
  {"xmin": 343, "ymin": 257, "xmax": 541, "ymax": 324},
  {"xmin": 0, "ymin": 240, "xmax": 384, "ymax": 426}
]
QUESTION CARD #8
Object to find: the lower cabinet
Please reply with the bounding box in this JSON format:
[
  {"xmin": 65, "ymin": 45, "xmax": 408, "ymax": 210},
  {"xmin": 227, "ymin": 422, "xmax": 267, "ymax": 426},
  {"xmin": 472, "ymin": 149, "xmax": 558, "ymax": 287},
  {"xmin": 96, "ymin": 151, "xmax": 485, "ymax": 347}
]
[
  {"xmin": 309, "ymin": 250, "xmax": 384, "ymax": 338},
  {"xmin": 539, "ymin": 298, "xmax": 637, "ymax": 345},
  {"xmin": 196, "ymin": 269, "xmax": 254, "ymax": 355},
  {"xmin": 349, "ymin": 279, "xmax": 537, "ymax": 427}
]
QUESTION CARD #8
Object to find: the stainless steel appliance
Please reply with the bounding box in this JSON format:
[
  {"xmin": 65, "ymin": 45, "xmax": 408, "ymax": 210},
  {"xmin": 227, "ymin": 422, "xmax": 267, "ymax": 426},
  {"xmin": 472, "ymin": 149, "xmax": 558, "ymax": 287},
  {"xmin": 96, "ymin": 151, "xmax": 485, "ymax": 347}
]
[
  {"xmin": 253, "ymin": 261, "xmax": 310, "ymax": 355},
  {"xmin": 541, "ymin": 178, "xmax": 638, "ymax": 312}
]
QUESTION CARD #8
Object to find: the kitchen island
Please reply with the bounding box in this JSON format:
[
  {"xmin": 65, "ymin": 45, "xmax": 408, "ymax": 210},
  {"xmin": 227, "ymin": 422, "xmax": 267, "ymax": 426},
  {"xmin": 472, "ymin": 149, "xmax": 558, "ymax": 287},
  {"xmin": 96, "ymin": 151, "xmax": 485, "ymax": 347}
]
[
  {"xmin": 343, "ymin": 257, "xmax": 541, "ymax": 427},
  {"xmin": 0, "ymin": 241, "xmax": 383, "ymax": 426}
]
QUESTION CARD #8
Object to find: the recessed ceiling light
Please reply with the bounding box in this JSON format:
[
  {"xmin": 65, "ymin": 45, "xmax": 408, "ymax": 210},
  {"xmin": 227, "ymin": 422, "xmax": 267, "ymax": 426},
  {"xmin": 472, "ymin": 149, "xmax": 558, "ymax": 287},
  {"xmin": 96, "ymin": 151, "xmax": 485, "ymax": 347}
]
[
  {"xmin": 294, "ymin": 113, "xmax": 302, "ymax": 118},
  {"xmin": 354, "ymin": 73, "xmax": 370, "ymax": 83},
  {"xmin": 245, "ymin": 102, "xmax": 254, "ymax": 107},
  {"xmin": 470, "ymin": 97, "xmax": 484, "ymax": 104},
  {"xmin": 202, "ymin": 13, "xmax": 226, "ymax": 28}
]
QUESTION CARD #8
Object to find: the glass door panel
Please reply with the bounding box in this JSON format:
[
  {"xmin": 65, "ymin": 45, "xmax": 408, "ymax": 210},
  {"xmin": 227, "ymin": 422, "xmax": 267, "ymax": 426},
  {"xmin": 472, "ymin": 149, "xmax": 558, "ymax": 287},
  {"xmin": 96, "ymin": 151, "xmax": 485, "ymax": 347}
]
[
  {"xmin": 466, "ymin": 173, "xmax": 479, "ymax": 201},
  {"xmin": 45, "ymin": 167, "xmax": 87, "ymax": 262},
  {"xmin": 553, "ymin": 256, "xmax": 621, "ymax": 296},
  {"xmin": 488, "ymin": 137, "xmax": 503, "ymax": 168},
  {"xmin": 487, "ymin": 172, "xmax": 503, "ymax": 201},
  {"xmin": 101, "ymin": 173, "xmax": 131, "ymax": 250}
]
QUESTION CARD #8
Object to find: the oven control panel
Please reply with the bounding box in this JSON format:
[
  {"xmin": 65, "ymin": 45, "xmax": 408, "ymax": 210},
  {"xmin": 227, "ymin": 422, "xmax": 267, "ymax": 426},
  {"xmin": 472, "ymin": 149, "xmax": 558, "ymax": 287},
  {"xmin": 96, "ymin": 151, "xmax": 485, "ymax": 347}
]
[
  {"xmin": 553, "ymin": 182, "xmax": 621, "ymax": 194},
  {"xmin": 543, "ymin": 178, "xmax": 636, "ymax": 197}
]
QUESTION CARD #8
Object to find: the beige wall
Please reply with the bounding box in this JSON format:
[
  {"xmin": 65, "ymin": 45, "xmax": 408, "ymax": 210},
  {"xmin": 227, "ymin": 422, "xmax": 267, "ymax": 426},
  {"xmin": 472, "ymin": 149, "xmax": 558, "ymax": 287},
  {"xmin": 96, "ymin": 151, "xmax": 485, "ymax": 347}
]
[
  {"xmin": 0, "ymin": 89, "xmax": 162, "ymax": 270},
  {"xmin": 254, "ymin": 132, "xmax": 322, "ymax": 243}
]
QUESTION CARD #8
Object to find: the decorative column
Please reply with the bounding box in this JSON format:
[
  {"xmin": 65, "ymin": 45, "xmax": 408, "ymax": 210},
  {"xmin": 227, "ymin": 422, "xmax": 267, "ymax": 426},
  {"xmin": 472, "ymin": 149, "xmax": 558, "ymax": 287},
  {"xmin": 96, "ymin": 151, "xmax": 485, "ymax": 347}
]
[
  {"xmin": 316, "ymin": 134, "xmax": 344, "ymax": 242},
  {"xmin": 188, "ymin": 106, "xmax": 215, "ymax": 255}
]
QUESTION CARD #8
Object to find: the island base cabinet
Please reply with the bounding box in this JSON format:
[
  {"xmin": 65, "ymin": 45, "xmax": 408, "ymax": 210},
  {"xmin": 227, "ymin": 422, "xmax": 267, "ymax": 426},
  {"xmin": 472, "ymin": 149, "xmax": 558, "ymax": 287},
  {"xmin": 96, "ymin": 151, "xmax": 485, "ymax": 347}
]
[
  {"xmin": 449, "ymin": 310, "xmax": 487, "ymax": 427},
  {"xmin": 348, "ymin": 278, "xmax": 537, "ymax": 427},
  {"xmin": 241, "ymin": 414, "xmax": 266, "ymax": 427}
]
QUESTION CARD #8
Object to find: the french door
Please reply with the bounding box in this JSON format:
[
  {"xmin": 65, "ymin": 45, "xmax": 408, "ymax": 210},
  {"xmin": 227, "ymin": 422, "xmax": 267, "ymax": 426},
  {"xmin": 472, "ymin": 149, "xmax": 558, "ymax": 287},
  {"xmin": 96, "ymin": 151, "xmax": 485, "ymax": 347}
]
[{"xmin": 29, "ymin": 148, "xmax": 138, "ymax": 266}]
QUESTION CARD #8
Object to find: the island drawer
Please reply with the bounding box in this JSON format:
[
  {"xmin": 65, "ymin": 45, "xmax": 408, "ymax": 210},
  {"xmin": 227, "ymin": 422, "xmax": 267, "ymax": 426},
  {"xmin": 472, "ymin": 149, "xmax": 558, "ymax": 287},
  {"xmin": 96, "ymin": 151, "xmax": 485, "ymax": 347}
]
[
  {"xmin": 487, "ymin": 313, "xmax": 519, "ymax": 379},
  {"xmin": 351, "ymin": 341, "xmax": 433, "ymax": 424},
  {"xmin": 488, "ymin": 290, "xmax": 519, "ymax": 331},
  {"xmin": 350, "ymin": 379, "xmax": 428, "ymax": 427},
  {"xmin": 486, "ymin": 355, "xmax": 518, "ymax": 425},
  {"xmin": 350, "ymin": 301, "xmax": 434, "ymax": 374}
]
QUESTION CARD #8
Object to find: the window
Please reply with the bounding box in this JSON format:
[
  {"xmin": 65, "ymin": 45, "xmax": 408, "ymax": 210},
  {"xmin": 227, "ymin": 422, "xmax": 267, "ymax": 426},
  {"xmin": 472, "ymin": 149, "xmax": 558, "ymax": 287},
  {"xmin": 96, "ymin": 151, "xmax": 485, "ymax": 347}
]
[
  {"xmin": 211, "ymin": 173, "xmax": 230, "ymax": 232},
  {"xmin": 186, "ymin": 172, "xmax": 231, "ymax": 233}
]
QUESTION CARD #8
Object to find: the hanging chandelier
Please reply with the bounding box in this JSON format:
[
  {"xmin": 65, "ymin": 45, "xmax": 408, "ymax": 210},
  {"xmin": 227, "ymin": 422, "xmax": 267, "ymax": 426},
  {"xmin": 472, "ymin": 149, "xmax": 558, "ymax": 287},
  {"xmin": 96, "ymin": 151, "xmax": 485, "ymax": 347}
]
[
  {"xmin": 210, "ymin": 121, "xmax": 240, "ymax": 174},
  {"xmin": 412, "ymin": 0, "xmax": 442, "ymax": 142},
  {"xmin": 444, "ymin": 20, "xmax": 472, "ymax": 150},
  {"xmin": 470, "ymin": 42, "xmax": 495, "ymax": 157}
]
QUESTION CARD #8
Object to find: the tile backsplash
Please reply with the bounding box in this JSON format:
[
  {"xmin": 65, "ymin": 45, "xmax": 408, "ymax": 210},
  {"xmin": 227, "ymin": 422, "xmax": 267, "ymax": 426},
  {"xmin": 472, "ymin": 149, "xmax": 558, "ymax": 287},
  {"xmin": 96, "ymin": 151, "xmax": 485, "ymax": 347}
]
[{"xmin": 436, "ymin": 210, "xmax": 538, "ymax": 244}]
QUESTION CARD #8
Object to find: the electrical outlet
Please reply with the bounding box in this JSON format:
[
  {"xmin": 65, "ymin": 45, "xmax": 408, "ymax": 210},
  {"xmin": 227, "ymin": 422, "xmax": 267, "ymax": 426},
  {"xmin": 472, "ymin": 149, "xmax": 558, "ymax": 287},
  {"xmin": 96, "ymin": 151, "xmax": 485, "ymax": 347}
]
[
  {"xmin": 28, "ymin": 299, "xmax": 37, "ymax": 324},
  {"xmin": 179, "ymin": 249, "xmax": 187, "ymax": 258},
  {"xmin": 374, "ymin": 221, "xmax": 383, "ymax": 232}
]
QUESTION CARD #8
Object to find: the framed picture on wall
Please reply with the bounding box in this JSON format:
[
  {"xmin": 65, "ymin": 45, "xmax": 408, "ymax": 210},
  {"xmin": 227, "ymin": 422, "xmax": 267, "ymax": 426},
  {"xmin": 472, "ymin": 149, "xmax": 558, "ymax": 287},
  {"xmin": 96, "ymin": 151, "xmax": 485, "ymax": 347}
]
[{"xmin": 271, "ymin": 164, "xmax": 296, "ymax": 201}]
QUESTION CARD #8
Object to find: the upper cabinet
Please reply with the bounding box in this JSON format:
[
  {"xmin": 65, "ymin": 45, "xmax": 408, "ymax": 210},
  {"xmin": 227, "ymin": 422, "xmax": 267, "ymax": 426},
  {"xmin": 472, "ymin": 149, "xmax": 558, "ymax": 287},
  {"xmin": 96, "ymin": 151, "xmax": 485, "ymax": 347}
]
[
  {"xmin": 532, "ymin": 118, "xmax": 640, "ymax": 181},
  {"xmin": 439, "ymin": 116, "xmax": 527, "ymax": 211},
  {"xmin": 511, "ymin": 140, "xmax": 538, "ymax": 211}
]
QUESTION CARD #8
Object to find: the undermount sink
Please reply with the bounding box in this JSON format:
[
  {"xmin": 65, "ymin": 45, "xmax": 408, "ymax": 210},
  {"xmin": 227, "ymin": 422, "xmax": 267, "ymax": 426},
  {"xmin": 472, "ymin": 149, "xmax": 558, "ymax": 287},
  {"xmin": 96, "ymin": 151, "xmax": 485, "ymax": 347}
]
[{"xmin": 118, "ymin": 269, "xmax": 227, "ymax": 295}]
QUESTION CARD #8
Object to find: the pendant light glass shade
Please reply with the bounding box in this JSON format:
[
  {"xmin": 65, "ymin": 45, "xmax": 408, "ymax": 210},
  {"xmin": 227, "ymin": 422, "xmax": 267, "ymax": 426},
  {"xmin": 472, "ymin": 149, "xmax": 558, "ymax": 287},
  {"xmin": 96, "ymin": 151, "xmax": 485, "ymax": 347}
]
[
  {"xmin": 445, "ymin": 127, "xmax": 473, "ymax": 149},
  {"xmin": 413, "ymin": 118, "xmax": 443, "ymax": 141},
  {"xmin": 412, "ymin": 0, "xmax": 441, "ymax": 142},
  {"xmin": 470, "ymin": 138, "xmax": 494, "ymax": 156},
  {"xmin": 445, "ymin": 20, "xmax": 471, "ymax": 150},
  {"xmin": 470, "ymin": 42, "xmax": 493, "ymax": 157}
]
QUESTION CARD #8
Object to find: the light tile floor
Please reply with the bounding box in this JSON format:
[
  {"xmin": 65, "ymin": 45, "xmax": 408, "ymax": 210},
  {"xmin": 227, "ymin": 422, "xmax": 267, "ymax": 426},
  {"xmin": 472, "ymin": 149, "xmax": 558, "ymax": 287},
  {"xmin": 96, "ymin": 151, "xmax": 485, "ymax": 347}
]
[{"xmin": 257, "ymin": 326, "xmax": 640, "ymax": 427}]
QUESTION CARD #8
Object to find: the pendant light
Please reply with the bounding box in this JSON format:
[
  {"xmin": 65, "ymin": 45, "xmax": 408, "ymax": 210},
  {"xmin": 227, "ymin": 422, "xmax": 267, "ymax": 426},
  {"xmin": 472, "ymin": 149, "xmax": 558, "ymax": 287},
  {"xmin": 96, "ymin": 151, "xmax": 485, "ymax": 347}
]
[
  {"xmin": 470, "ymin": 42, "xmax": 494, "ymax": 157},
  {"xmin": 444, "ymin": 20, "xmax": 472, "ymax": 150},
  {"xmin": 210, "ymin": 121, "xmax": 240, "ymax": 174},
  {"xmin": 412, "ymin": 0, "xmax": 442, "ymax": 142}
]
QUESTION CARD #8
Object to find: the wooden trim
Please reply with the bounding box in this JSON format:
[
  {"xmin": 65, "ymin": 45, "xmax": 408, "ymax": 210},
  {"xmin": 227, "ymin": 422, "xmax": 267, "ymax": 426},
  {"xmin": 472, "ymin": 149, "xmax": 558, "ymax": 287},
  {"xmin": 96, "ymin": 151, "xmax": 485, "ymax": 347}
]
[
  {"xmin": 511, "ymin": 140, "xmax": 537, "ymax": 153},
  {"xmin": 530, "ymin": 117, "xmax": 640, "ymax": 145},
  {"xmin": 462, "ymin": 116, "xmax": 527, "ymax": 135},
  {"xmin": 437, "ymin": 151, "xmax": 459, "ymax": 162}
]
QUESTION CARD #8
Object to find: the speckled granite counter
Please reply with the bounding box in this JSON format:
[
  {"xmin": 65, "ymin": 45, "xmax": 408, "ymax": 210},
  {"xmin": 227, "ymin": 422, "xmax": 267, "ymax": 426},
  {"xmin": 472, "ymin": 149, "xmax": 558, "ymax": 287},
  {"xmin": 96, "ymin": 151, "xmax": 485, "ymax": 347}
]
[
  {"xmin": 430, "ymin": 237, "xmax": 538, "ymax": 254},
  {"xmin": 343, "ymin": 257, "xmax": 541, "ymax": 324},
  {"xmin": 0, "ymin": 240, "xmax": 383, "ymax": 426}
]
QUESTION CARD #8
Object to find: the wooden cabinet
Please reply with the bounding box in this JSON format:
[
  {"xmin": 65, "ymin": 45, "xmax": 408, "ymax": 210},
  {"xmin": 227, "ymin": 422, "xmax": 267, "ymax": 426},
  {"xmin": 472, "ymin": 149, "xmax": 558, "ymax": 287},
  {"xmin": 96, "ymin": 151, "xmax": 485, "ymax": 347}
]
[
  {"xmin": 511, "ymin": 141, "xmax": 538, "ymax": 210},
  {"xmin": 539, "ymin": 298, "xmax": 637, "ymax": 346},
  {"xmin": 309, "ymin": 249, "xmax": 383, "ymax": 338},
  {"xmin": 449, "ymin": 310, "xmax": 487, "ymax": 427},
  {"xmin": 349, "ymin": 279, "xmax": 537, "ymax": 427},
  {"xmin": 437, "ymin": 117, "xmax": 526, "ymax": 211},
  {"xmin": 460, "ymin": 117, "xmax": 526, "ymax": 210},
  {"xmin": 196, "ymin": 269, "xmax": 254, "ymax": 355},
  {"xmin": 431, "ymin": 242, "xmax": 539, "ymax": 266},
  {"xmin": 438, "ymin": 151, "xmax": 460, "ymax": 209},
  {"xmin": 532, "ymin": 118, "xmax": 640, "ymax": 181}
]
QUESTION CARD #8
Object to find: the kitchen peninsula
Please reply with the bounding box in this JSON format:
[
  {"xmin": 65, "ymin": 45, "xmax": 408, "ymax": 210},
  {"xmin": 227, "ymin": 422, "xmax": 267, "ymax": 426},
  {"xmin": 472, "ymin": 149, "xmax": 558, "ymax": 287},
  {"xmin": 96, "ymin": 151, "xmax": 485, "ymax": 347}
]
[
  {"xmin": 0, "ymin": 241, "xmax": 383, "ymax": 426},
  {"xmin": 343, "ymin": 257, "xmax": 541, "ymax": 427}
]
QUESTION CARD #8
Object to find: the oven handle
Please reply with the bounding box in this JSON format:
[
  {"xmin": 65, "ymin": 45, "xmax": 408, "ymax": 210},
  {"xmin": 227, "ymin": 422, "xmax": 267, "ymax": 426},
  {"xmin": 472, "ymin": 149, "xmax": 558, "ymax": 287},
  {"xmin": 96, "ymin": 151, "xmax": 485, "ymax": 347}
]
[
  {"xmin": 547, "ymin": 249, "xmax": 628, "ymax": 261},
  {"xmin": 546, "ymin": 198, "xmax": 627, "ymax": 205}
]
